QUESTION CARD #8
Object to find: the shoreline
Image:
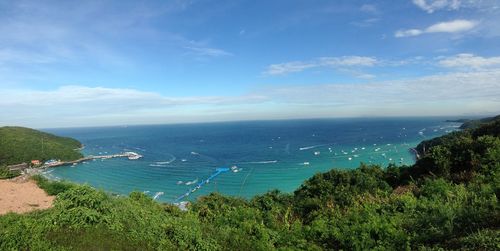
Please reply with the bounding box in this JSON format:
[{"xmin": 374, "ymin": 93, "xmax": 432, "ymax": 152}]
[{"xmin": 4, "ymin": 123, "xmax": 462, "ymax": 212}]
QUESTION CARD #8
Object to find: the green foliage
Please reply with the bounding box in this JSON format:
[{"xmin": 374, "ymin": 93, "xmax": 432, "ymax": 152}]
[
  {"xmin": 0, "ymin": 116, "xmax": 499, "ymax": 250},
  {"xmin": 457, "ymin": 229, "xmax": 500, "ymax": 250},
  {"xmin": 293, "ymin": 164, "xmax": 392, "ymax": 220},
  {"xmin": 0, "ymin": 126, "xmax": 83, "ymax": 165},
  {"xmin": 0, "ymin": 166, "xmax": 20, "ymax": 179},
  {"xmin": 32, "ymin": 175, "xmax": 75, "ymax": 195}
]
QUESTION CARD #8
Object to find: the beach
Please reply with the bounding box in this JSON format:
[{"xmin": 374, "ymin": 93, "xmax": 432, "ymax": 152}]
[{"xmin": 0, "ymin": 178, "xmax": 54, "ymax": 215}]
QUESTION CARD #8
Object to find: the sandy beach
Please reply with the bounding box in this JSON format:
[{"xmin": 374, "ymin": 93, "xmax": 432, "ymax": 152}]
[{"xmin": 0, "ymin": 178, "xmax": 54, "ymax": 215}]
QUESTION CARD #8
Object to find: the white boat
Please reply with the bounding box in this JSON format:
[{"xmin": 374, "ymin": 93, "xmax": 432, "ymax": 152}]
[
  {"xmin": 303, "ymin": 162, "xmax": 310, "ymax": 165},
  {"xmin": 128, "ymin": 155, "xmax": 142, "ymax": 160},
  {"xmin": 127, "ymin": 152, "xmax": 143, "ymax": 160},
  {"xmin": 185, "ymin": 179, "xmax": 198, "ymax": 186},
  {"xmin": 314, "ymin": 151, "xmax": 320, "ymax": 156}
]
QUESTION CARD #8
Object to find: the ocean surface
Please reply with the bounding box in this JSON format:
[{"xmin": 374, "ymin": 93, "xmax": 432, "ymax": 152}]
[{"xmin": 42, "ymin": 118, "xmax": 461, "ymax": 202}]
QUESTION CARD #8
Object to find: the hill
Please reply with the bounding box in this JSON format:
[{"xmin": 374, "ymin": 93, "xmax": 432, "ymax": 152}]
[
  {"xmin": 416, "ymin": 115, "xmax": 500, "ymax": 156},
  {"xmin": 0, "ymin": 126, "xmax": 83, "ymax": 166},
  {"xmin": 0, "ymin": 118, "xmax": 499, "ymax": 250},
  {"xmin": 459, "ymin": 115, "xmax": 500, "ymax": 129}
]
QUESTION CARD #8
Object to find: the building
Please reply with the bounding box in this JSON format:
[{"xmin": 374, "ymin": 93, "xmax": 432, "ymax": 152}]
[
  {"xmin": 44, "ymin": 159, "xmax": 61, "ymax": 167},
  {"xmin": 31, "ymin": 160, "xmax": 41, "ymax": 166}
]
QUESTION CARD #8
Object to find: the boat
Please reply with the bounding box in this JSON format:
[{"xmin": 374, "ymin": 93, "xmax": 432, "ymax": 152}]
[
  {"xmin": 303, "ymin": 162, "xmax": 310, "ymax": 165},
  {"xmin": 127, "ymin": 152, "xmax": 143, "ymax": 160},
  {"xmin": 128, "ymin": 155, "xmax": 142, "ymax": 160},
  {"xmin": 185, "ymin": 179, "xmax": 198, "ymax": 186}
]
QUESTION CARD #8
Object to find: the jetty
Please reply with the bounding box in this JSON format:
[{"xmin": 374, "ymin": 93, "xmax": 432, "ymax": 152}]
[
  {"xmin": 42, "ymin": 152, "xmax": 143, "ymax": 168},
  {"xmin": 175, "ymin": 167, "xmax": 230, "ymax": 202}
]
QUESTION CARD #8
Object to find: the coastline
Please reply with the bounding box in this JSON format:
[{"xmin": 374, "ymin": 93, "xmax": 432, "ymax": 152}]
[{"xmin": 3, "ymin": 120, "xmax": 463, "ymax": 213}]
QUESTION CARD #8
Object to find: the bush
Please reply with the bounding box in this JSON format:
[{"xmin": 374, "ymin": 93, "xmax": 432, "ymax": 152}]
[
  {"xmin": 32, "ymin": 175, "xmax": 75, "ymax": 195},
  {"xmin": 0, "ymin": 166, "xmax": 20, "ymax": 179}
]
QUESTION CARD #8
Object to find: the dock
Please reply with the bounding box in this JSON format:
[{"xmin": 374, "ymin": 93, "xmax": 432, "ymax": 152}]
[
  {"xmin": 175, "ymin": 167, "xmax": 230, "ymax": 202},
  {"xmin": 42, "ymin": 152, "xmax": 142, "ymax": 168}
]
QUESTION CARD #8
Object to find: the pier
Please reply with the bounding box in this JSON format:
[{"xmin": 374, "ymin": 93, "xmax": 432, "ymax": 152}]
[
  {"xmin": 42, "ymin": 152, "xmax": 142, "ymax": 168},
  {"xmin": 175, "ymin": 167, "xmax": 230, "ymax": 202}
]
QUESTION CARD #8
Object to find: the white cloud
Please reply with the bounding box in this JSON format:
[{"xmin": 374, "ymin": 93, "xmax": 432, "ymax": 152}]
[
  {"xmin": 395, "ymin": 19, "xmax": 477, "ymax": 37},
  {"xmin": 395, "ymin": 29, "xmax": 423, "ymax": 37},
  {"xmin": 0, "ymin": 85, "xmax": 266, "ymax": 108},
  {"xmin": 0, "ymin": 85, "xmax": 269, "ymax": 127},
  {"xmin": 183, "ymin": 46, "xmax": 233, "ymax": 57},
  {"xmin": 426, "ymin": 19, "xmax": 478, "ymax": 33},
  {"xmin": 0, "ymin": 1, "xmax": 229, "ymax": 72},
  {"xmin": 360, "ymin": 4, "xmax": 378, "ymax": 14},
  {"xmin": 2, "ymin": 67, "xmax": 499, "ymax": 128},
  {"xmin": 438, "ymin": 53, "xmax": 500, "ymax": 69},
  {"xmin": 264, "ymin": 56, "xmax": 378, "ymax": 76},
  {"xmin": 319, "ymin": 56, "xmax": 378, "ymax": 67},
  {"xmin": 412, "ymin": 0, "xmax": 461, "ymax": 13},
  {"xmin": 265, "ymin": 61, "xmax": 317, "ymax": 75},
  {"xmin": 264, "ymin": 70, "xmax": 499, "ymax": 104},
  {"xmin": 412, "ymin": 0, "xmax": 498, "ymax": 13}
]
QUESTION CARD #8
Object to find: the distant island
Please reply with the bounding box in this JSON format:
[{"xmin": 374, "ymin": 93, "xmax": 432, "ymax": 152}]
[{"xmin": 1, "ymin": 116, "xmax": 499, "ymax": 250}]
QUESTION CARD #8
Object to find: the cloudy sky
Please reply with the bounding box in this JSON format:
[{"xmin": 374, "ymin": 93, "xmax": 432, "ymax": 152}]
[{"xmin": 1, "ymin": 0, "xmax": 499, "ymax": 128}]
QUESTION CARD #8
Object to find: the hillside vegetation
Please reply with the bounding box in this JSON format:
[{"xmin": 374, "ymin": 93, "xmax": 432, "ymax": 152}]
[
  {"xmin": 0, "ymin": 126, "xmax": 83, "ymax": 166},
  {"xmin": 459, "ymin": 115, "xmax": 500, "ymax": 129},
  {"xmin": 0, "ymin": 118, "xmax": 499, "ymax": 250}
]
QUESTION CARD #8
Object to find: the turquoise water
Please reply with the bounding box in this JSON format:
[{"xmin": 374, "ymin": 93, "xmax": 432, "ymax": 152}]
[{"xmin": 42, "ymin": 118, "xmax": 460, "ymax": 202}]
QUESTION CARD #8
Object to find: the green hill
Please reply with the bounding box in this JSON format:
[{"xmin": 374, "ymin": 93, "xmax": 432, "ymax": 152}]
[
  {"xmin": 459, "ymin": 115, "xmax": 500, "ymax": 129},
  {"xmin": 0, "ymin": 126, "xmax": 83, "ymax": 166},
  {"xmin": 416, "ymin": 115, "xmax": 500, "ymax": 156},
  {"xmin": 1, "ymin": 118, "xmax": 499, "ymax": 250}
]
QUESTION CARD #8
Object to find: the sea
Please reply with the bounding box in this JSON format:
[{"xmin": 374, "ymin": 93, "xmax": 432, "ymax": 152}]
[{"xmin": 41, "ymin": 117, "xmax": 461, "ymax": 203}]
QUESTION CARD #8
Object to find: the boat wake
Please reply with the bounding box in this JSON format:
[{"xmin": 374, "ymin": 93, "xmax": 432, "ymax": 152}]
[
  {"xmin": 238, "ymin": 160, "xmax": 278, "ymax": 164},
  {"xmin": 149, "ymin": 164, "xmax": 167, "ymax": 167},
  {"xmin": 153, "ymin": 192, "xmax": 164, "ymax": 200},
  {"xmin": 151, "ymin": 154, "xmax": 176, "ymax": 166},
  {"xmin": 299, "ymin": 144, "xmax": 327, "ymax": 151}
]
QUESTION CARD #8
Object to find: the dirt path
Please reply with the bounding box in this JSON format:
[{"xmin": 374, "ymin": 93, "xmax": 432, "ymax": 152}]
[{"xmin": 0, "ymin": 178, "xmax": 54, "ymax": 215}]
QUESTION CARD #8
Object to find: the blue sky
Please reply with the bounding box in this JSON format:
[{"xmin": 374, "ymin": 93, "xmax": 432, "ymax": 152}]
[{"xmin": 1, "ymin": 0, "xmax": 500, "ymax": 127}]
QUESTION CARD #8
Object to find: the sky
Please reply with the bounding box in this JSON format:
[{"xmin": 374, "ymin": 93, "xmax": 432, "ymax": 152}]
[{"xmin": 1, "ymin": 0, "xmax": 500, "ymax": 128}]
